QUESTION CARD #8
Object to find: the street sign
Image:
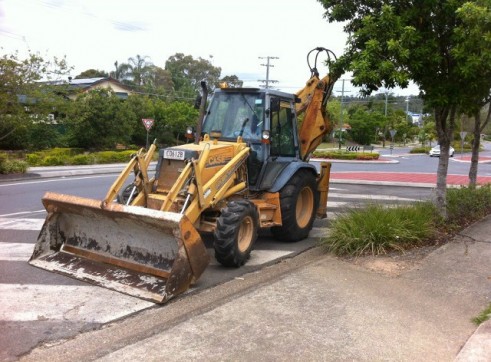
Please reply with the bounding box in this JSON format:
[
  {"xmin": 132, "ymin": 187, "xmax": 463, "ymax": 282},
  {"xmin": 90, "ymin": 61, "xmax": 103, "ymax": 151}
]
[
  {"xmin": 142, "ymin": 118, "xmax": 155, "ymax": 131},
  {"xmin": 389, "ymin": 129, "xmax": 397, "ymax": 139},
  {"xmin": 460, "ymin": 131, "xmax": 467, "ymax": 140}
]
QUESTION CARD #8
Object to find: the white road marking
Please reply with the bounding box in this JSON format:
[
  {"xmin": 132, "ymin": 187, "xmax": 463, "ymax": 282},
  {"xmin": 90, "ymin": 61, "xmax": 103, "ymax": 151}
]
[
  {"xmin": 0, "ymin": 174, "xmax": 115, "ymax": 187},
  {"xmin": 0, "ymin": 243, "xmax": 33, "ymax": 261},
  {"xmin": 0, "ymin": 210, "xmax": 45, "ymax": 217},
  {"xmin": 0, "ymin": 283, "xmax": 154, "ymax": 322},
  {"xmin": 0, "ymin": 218, "xmax": 45, "ymax": 231},
  {"xmin": 328, "ymin": 192, "xmax": 419, "ymax": 202}
]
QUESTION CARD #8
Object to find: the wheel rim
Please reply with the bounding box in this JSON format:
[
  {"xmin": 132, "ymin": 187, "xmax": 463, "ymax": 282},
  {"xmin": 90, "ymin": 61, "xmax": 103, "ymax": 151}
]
[
  {"xmin": 237, "ymin": 215, "xmax": 254, "ymax": 252},
  {"xmin": 296, "ymin": 186, "xmax": 314, "ymax": 229}
]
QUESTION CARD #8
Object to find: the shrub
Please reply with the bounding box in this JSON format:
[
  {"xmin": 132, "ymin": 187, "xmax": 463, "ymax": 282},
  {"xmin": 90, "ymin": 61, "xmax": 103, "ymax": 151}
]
[
  {"xmin": 42, "ymin": 156, "xmax": 65, "ymax": 166},
  {"xmin": 446, "ymin": 184, "xmax": 491, "ymax": 225},
  {"xmin": 70, "ymin": 154, "xmax": 96, "ymax": 165},
  {"xmin": 93, "ymin": 150, "xmax": 136, "ymax": 164},
  {"xmin": 0, "ymin": 154, "xmax": 28, "ymax": 174},
  {"xmin": 313, "ymin": 150, "xmax": 379, "ymax": 160},
  {"xmin": 355, "ymin": 153, "xmax": 380, "ymax": 160},
  {"xmin": 25, "ymin": 148, "xmax": 137, "ymax": 166},
  {"xmin": 25, "ymin": 153, "xmax": 42, "ymax": 166},
  {"xmin": 322, "ymin": 202, "xmax": 438, "ymax": 256},
  {"xmin": 410, "ymin": 147, "xmax": 430, "ymax": 154}
]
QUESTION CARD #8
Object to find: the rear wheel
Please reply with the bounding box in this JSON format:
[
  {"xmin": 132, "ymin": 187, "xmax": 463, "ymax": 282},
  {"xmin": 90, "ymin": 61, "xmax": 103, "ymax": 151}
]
[
  {"xmin": 271, "ymin": 170, "xmax": 319, "ymax": 242},
  {"xmin": 214, "ymin": 201, "xmax": 259, "ymax": 267}
]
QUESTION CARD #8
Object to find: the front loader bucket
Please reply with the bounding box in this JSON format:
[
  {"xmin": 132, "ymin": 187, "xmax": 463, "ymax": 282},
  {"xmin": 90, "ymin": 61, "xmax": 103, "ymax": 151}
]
[{"xmin": 29, "ymin": 192, "xmax": 210, "ymax": 303}]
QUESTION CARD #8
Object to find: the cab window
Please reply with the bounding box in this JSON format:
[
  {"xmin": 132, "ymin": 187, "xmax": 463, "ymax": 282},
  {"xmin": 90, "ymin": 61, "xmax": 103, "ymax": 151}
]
[{"xmin": 270, "ymin": 98, "xmax": 295, "ymax": 156}]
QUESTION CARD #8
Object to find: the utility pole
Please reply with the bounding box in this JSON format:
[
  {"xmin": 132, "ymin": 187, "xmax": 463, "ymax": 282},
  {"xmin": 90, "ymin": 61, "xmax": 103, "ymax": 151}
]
[
  {"xmin": 258, "ymin": 56, "xmax": 279, "ymax": 89},
  {"xmin": 336, "ymin": 79, "xmax": 350, "ymax": 150}
]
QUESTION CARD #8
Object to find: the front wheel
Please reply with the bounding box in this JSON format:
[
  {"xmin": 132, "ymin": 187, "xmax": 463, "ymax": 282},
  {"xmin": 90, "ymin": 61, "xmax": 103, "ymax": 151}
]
[
  {"xmin": 271, "ymin": 170, "xmax": 319, "ymax": 242},
  {"xmin": 214, "ymin": 201, "xmax": 259, "ymax": 267}
]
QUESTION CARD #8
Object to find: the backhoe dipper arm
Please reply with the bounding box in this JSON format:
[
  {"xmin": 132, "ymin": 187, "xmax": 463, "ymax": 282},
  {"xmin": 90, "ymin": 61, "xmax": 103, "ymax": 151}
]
[
  {"xmin": 295, "ymin": 74, "xmax": 335, "ymax": 161},
  {"xmin": 295, "ymin": 47, "xmax": 337, "ymax": 161}
]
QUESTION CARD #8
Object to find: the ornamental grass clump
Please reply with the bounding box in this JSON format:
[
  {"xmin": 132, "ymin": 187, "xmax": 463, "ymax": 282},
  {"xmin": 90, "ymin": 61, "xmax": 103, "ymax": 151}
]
[
  {"xmin": 446, "ymin": 184, "xmax": 491, "ymax": 225},
  {"xmin": 322, "ymin": 202, "xmax": 438, "ymax": 256}
]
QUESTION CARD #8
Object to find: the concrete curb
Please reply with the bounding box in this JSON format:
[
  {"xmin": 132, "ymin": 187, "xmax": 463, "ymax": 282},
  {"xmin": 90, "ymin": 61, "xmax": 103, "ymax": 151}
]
[
  {"xmin": 311, "ymin": 157, "xmax": 399, "ymax": 164},
  {"xmin": 455, "ymin": 319, "xmax": 491, "ymax": 361}
]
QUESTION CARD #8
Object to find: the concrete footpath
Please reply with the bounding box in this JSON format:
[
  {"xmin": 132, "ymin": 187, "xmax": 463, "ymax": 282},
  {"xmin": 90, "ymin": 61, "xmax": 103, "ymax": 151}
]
[{"xmin": 21, "ymin": 216, "xmax": 491, "ymax": 361}]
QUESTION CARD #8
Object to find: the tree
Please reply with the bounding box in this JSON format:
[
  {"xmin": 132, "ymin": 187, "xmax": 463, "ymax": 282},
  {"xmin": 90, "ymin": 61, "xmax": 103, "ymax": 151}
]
[
  {"xmin": 220, "ymin": 75, "xmax": 244, "ymax": 88},
  {"xmin": 120, "ymin": 94, "xmax": 156, "ymax": 146},
  {"xmin": 451, "ymin": 1, "xmax": 491, "ymax": 187},
  {"xmin": 165, "ymin": 53, "xmax": 221, "ymax": 98},
  {"xmin": 75, "ymin": 69, "xmax": 108, "ymax": 79},
  {"xmin": 126, "ymin": 54, "xmax": 154, "ymax": 86},
  {"xmin": 65, "ymin": 89, "xmax": 133, "ymax": 149},
  {"xmin": 469, "ymin": 98, "xmax": 491, "ymax": 186},
  {"xmin": 153, "ymin": 101, "xmax": 198, "ymax": 146},
  {"xmin": 148, "ymin": 66, "xmax": 175, "ymax": 95},
  {"xmin": 110, "ymin": 61, "xmax": 131, "ymax": 82},
  {"xmin": 317, "ymin": 0, "xmax": 491, "ymax": 217},
  {"xmin": 348, "ymin": 108, "xmax": 385, "ymax": 145},
  {"xmin": 0, "ymin": 51, "xmax": 71, "ymax": 150},
  {"xmin": 110, "ymin": 55, "xmax": 154, "ymax": 87}
]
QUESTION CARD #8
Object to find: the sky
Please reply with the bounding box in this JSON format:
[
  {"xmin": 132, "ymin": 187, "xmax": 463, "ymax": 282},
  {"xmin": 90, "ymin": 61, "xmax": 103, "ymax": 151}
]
[{"xmin": 0, "ymin": 0, "xmax": 420, "ymax": 97}]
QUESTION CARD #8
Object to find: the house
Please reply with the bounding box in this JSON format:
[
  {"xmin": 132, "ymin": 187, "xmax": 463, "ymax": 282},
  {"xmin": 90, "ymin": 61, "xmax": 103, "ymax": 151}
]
[{"xmin": 66, "ymin": 77, "xmax": 133, "ymax": 100}]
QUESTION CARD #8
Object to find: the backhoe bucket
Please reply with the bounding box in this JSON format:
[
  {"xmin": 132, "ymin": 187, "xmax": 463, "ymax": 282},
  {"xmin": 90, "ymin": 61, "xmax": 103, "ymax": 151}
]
[{"xmin": 29, "ymin": 192, "xmax": 210, "ymax": 303}]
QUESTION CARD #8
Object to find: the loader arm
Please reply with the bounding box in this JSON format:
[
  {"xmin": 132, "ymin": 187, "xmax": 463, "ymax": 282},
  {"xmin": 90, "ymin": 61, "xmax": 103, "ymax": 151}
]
[{"xmin": 158, "ymin": 137, "xmax": 250, "ymax": 224}]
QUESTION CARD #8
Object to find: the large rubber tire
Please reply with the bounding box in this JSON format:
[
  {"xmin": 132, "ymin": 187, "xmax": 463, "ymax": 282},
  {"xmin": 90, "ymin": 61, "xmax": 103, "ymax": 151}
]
[
  {"xmin": 214, "ymin": 200, "xmax": 259, "ymax": 267},
  {"xmin": 271, "ymin": 170, "xmax": 319, "ymax": 242},
  {"xmin": 117, "ymin": 183, "xmax": 139, "ymax": 205}
]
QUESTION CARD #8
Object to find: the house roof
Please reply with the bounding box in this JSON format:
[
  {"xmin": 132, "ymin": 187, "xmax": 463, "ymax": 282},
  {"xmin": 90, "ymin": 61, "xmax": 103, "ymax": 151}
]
[
  {"xmin": 69, "ymin": 77, "xmax": 106, "ymax": 87},
  {"xmin": 68, "ymin": 77, "xmax": 132, "ymax": 92}
]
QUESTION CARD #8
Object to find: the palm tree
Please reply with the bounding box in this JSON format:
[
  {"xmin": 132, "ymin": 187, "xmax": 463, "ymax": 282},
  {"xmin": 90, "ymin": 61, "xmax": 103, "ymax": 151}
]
[
  {"xmin": 127, "ymin": 55, "xmax": 153, "ymax": 86},
  {"xmin": 110, "ymin": 61, "xmax": 131, "ymax": 82}
]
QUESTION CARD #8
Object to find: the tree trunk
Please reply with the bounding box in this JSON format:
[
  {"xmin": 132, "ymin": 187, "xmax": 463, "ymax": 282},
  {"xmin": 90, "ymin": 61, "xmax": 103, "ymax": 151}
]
[
  {"xmin": 434, "ymin": 105, "xmax": 456, "ymax": 219},
  {"xmin": 470, "ymin": 103, "xmax": 491, "ymax": 187},
  {"xmin": 468, "ymin": 111, "xmax": 481, "ymax": 188}
]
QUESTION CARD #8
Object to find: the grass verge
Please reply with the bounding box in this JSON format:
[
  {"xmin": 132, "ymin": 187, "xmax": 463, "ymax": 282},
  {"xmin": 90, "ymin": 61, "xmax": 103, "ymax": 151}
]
[
  {"xmin": 323, "ymin": 202, "xmax": 439, "ymax": 256},
  {"xmin": 322, "ymin": 185, "xmax": 491, "ymax": 256}
]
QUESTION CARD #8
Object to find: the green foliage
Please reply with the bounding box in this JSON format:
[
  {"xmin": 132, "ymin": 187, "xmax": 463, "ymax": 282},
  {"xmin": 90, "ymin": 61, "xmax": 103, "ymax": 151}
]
[
  {"xmin": 70, "ymin": 154, "xmax": 95, "ymax": 165},
  {"xmin": 313, "ymin": 150, "xmax": 380, "ymax": 160},
  {"xmin": 27, "ymin": 122, "xmax": 65, "ymax": 150},
  {"xmin": 25, "ymin": 148, "xmax": 136, "ymax": 166},
  {"xmin": 323, "ymin": 185, "xmax": 491, "ymax": 257},
  {"xmin": 65, "ymin": 89, "xmax": 133, "ymax": 149},
  {"xmin": 93, "ymin": 150, "xmax": 135, "ymax": 164},
  {"xmin": 472, "ymin": 303, "xmax": 491, "ymax": 326},
  {"xmin": 0, "ymin": 51, "xmax": 71, "ymax": 150},
  {"xmin": 410, "ymin": 147, "xmax": 430, "ymax": 154},
  {"xmin": 322, "ymin": 202, "xmax": 438, "ymax": 256},
  {"xmin": 75, "ymin": 69, "xmax": 108, "ymax": 79},
  {"xmin": 446, "ymin": 185, "xmax": 491, "ymax": 225},
  {"xmin": 347, "ymin": 108, "xmax": 385, "ymax": 144},
  {"xmin": 0, "ymin": 153, "xmax": 28, "ymax": 174},
  {"xmin": 317, "ymin": 0, "xmax": 491, "ymax": 215},
  {"xmin": 165, "ymin": 53, "xmax": 222, "ymax": 94}
]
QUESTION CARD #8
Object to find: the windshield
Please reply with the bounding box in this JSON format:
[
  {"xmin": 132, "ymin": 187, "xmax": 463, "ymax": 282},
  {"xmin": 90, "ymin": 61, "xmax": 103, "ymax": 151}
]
[{"xmin": 202, "ymin": 92, "xmax": 265, "ymax": 140}]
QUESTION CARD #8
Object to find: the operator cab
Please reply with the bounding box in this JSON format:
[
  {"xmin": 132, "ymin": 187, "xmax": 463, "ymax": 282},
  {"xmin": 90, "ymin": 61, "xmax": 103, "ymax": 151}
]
[
  {"xmin": 202, "ymin": 89, "xmax": 265, "ymax": 141},
  {"xmin": 202, "ymin": 88, "xmax": 301, "ymax": 189}
]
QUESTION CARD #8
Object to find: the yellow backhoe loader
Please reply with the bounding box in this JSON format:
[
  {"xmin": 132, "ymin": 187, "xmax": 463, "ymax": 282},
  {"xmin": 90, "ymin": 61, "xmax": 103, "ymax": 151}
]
[{"xmin": 29, "ymin": 47, "xmax": 337, "ymax": 303}]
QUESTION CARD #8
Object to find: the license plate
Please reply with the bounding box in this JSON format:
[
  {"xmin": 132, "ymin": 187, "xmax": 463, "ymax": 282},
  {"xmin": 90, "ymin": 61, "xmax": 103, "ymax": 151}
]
[{"xmin": 163, "ymin": 149, "xmax": 185, "ymax": 160}]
